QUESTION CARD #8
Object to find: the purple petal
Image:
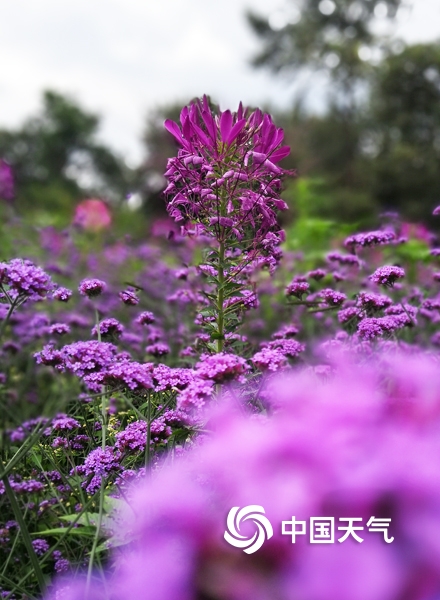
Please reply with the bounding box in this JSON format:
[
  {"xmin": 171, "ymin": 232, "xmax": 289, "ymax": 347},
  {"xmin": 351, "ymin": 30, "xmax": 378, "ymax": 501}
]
[
  {"xmin": 226, "ymin": 118, "xmax": 246, "ymax": 145},
  {"xmin": 190, "ymin": 122, "xmax": 214, "ymax": 149},
  {"xmin": 164, "ymin": 120, "xmax": 188, "ymax": 149},
  {"xmin": 237, "ymin": 101, "xmax": 244, "ymax": 121},
  {"xmin": 179, "ymin": 106, "xmax": 189, "ymax": 127},
  {"xmin": 201, "ymin": 109, "xmax": 216, "ymax": 142},
  {"xmin": 263, "ymin": 159, "xmax": 282, "ymax": 174},
  {"xmin": 181, "ymin": 116, "xmax": 192, "ymax": 142},
  {"xmin": 270, "ymin": 146, "xmax": 290, "ymax": 163},
  {"xmin": 220, "ymin": 110, "xmax": 233, "ymax": 143}
]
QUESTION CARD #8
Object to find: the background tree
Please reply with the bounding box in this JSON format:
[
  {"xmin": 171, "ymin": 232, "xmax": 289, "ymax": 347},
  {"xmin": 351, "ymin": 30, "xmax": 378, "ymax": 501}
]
[
  {"xmin": 0, "ymin": 90, "xmax": 133, "ymax": 221},
  {"xmin": 247, "ymin": 1, "xmax": 440, "ymax": 227},
  {"xmin": 247, "ymin": 0, "xmax": 403, "ymax": 104},
  {"xmin": 368, "ymin": 43, "xmax": 440, "ymax": 222}
]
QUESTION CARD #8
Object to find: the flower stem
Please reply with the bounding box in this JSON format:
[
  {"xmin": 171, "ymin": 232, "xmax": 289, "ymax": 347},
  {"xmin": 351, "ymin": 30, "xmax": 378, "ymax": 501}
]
[
  {"xmin": 216, "ymin": 238, "xmax": 225, "ymax": 353},
  {"xmin": 0, "ymin": 466, "xmax": 46, "ymax": 594},
  {"xmin": 87, "ymin": 309, "xmax": 107, "ymax": 586},
  {"xmin": 0, "ymin": 299, "xmax": 17, "ymax": 343}
]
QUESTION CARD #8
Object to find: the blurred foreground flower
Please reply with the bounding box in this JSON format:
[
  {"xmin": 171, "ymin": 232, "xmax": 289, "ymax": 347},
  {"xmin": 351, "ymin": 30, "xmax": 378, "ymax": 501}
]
[
  {"xmin": 46, "ymin": 351, "xmax": 440, "ymax": 600},
  {"xmin": 73, "ymin": 199, "xmax": 112, "ymax": 232},
  {"xmin": 0, "ymin": 159, "xmax": 14, "ymax": 201}
]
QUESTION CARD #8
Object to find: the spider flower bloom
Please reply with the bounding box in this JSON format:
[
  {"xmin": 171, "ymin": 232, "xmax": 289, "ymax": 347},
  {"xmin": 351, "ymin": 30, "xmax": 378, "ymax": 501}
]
[{"xmin": 163, "ymin": 96, "xmax": 293, "ymax": 246}]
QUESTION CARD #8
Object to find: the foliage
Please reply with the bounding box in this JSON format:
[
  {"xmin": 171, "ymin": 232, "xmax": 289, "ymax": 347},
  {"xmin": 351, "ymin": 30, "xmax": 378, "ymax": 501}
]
[
  {"xmin": 2, "ymin": 93, "xmax": 440, "ymax": 599},
  {"xmin": 0, "ymin": 91, "xmax": 134, "ymax": 219},
  {"xmin": 247, "ymin": 0, "xmax": 403, "ymax": 93}
]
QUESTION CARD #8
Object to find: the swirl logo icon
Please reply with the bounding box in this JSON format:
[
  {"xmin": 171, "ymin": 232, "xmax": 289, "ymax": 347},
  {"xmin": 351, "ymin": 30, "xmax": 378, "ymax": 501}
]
[{"xmin": 224, "ymin": 505, "xmax": 273, "ymax": 554}]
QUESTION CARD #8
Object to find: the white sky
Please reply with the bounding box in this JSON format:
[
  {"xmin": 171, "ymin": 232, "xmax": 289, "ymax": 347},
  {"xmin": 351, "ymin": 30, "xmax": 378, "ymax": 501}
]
[{"xmin": 0, "ymin": 0, "xmax": 439, "ymax": 165}]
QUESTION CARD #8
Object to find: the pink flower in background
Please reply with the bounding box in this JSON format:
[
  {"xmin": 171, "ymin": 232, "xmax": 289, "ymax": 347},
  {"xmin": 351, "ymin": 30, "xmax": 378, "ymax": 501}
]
[
  {"xmin": 73, "ymin": 199, "xmax": 112, "ymax": 232},
  {"xmin": 0, "ymin": 159, "xmax": 14, "ymax": 201}
]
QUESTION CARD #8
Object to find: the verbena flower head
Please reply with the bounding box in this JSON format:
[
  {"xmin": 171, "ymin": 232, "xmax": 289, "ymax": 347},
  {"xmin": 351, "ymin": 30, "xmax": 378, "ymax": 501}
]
[
  {"xmin": 357, "ymin": 315, "xmax": 409, "ymax": 340},
  {"xmin": 320, "ymin": 288, "xmax": 346, "ymax": 306},
  {"xmin": 286, "ymin": 280, "xmax": 310, "ymax": 299},
  {"xmin": 163, "ymin": 95, "xmax": 293, "ymax": 244},
  {"xmin": 357, "ymin": 291, "xmax": 393, "ymax": 311},
  {"xmin": 91, "ymin": 318, "xmax": 124, "ymax": 339},
  {"xmin": 344, "ymin": 229, "xmax": 395, "ymax": 249},
  {"xmin": 52, "ymin": 287, "xmax": 73, "ymax": 302},
  {"xmin": 103, "ymin": 360, "xmax": 154, "ymax": 391},
  {"xmin": 135, "ymin": 311, "xmax": 156, "ymax": 325},
  {"xmin": 78, "ymin": 278, "xmax": 106, "ymax": 298},
  {"xmin": 307, "ymin": 268, "xmax": 326, "ymax": 280},
  {"xmin": 327, "ymin": 252, "xmax": 362, "ymax": 267},
  {"xmin": 195, "ymin": 352, "xmax": 248, "ymax": 383},
  {"xmin": 119, "ymin": 289, "xmax": 139, "ymax": 305},
  {"xmin": 370, "ymin": 266, "xmax": 405, "ymax": 287},
  {"xmin": 0, "ymin": 259, "xmax": 53, "ymax": 301}
]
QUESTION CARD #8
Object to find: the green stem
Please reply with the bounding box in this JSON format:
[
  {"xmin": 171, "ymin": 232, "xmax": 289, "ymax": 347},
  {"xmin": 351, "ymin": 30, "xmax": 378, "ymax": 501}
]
[
  {"xmin": 145, "ymin": 393, "xmax": 151, "ymax": 468},
  {"xmin": 0, "ymin": 468, "xmax": 46, "ymax": 593},
  {"xmin": 86, "ymin": 481, "xmax": 105, "ymax": 587},
  {"xmin": 0, "ymin": 300, "xmax": 17, "ymax": 343},
  {"xmin": 216, "ymin": 238, "xmax": 225, "ymax": 353},
  {"xmin": 87, "ymin": 309, "xmax": 107, "ymax": 585}
]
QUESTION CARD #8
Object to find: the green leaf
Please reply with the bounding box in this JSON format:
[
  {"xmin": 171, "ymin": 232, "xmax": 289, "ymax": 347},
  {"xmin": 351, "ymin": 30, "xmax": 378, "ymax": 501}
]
[{"xmin": 32, "ymin": 527, "xmax": 96, "ymax": 537}]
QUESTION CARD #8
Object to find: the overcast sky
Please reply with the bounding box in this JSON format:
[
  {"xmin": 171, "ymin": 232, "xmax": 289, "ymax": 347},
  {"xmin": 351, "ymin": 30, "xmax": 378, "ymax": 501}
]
[{"xmin": 1, "ymin": 0, "xmax": 439, "ymax": 165}]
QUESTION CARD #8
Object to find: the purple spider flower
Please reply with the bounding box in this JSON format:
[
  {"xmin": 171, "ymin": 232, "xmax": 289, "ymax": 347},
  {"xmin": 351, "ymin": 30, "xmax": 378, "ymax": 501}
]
[{"xmin": 163, "ymin": 96, "xmax": 293, "ymax": 247}]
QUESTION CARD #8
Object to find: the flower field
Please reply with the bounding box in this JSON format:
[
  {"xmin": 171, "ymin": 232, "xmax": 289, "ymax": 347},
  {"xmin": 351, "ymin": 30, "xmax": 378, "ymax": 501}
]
[{"xmin": 1, "ymin": 97, "xmax": 440, "ymax": 599}]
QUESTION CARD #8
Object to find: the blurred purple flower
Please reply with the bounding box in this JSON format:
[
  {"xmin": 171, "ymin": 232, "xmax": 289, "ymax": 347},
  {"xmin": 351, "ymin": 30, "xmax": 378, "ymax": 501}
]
[{"xmin": 0, "ymin": 159, "xmax": 14, "ymax": 201}]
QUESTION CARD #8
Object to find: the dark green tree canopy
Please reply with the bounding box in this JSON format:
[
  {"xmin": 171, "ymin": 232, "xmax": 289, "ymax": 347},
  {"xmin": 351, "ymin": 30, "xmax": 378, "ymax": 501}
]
[
  {"xmin": 0, "ymin": 90, "xmax": 132, "ymax": 210},
  {"xmin": 247, "ymin": 0, "xmax": 403, "ymax": 88},
  {"xmin": 368, "ymin": 43, "xmax": 440, "ymax": 220}
]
